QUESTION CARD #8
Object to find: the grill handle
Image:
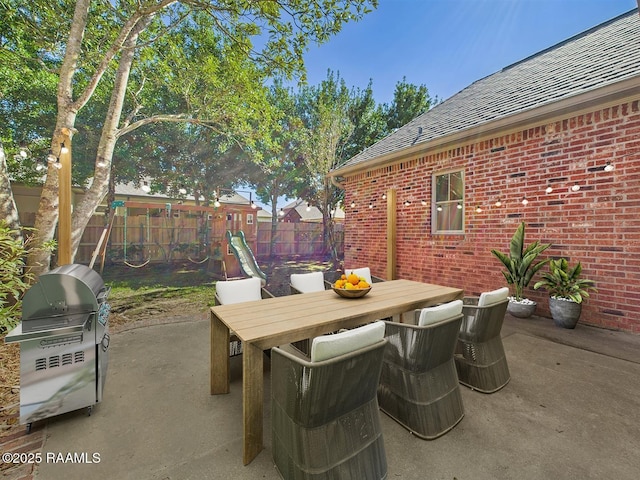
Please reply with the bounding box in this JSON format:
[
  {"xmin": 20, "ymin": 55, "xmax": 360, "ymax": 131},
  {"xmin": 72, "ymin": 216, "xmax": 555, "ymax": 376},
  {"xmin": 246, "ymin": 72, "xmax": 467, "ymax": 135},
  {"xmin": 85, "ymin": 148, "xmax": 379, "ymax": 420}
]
[
  {"xmin": 101, "ymin": 333, "xmax": 110, "ymax": 352},
  {"xmin": 97, "ymin": 286, "xmax": 111, "ymax": 303}
]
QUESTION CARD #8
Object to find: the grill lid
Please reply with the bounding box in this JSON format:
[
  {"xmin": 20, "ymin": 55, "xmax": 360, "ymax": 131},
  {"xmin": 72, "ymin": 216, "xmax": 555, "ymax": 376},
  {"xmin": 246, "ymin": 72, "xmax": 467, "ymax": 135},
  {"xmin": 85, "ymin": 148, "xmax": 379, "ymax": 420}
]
[{"xmin": 21, "ymin": 264, "xmax": 107, "ymax": 325}]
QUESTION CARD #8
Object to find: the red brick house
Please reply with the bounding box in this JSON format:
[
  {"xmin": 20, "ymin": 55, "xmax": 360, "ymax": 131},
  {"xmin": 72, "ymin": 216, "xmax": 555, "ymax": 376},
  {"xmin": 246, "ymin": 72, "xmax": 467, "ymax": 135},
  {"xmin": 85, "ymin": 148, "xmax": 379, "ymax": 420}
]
[{"xmin": 329, "ymin": 10, "xmax": 640, "ymax": 333}]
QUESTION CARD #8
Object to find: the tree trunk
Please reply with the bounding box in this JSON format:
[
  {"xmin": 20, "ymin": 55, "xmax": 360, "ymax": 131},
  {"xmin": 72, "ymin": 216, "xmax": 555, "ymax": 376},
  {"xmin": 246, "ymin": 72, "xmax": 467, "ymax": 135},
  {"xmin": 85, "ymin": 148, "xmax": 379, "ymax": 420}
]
[
  {"xmin": 27, "ymin": 0, "xmax": 89, "ymax": 275},
  {"xmin": 26, "ymin": 2, "xmax": 157, "ymax": 275},
  {"xmin": 25, "ymin": 0, "xmax": 173, "ymax": 275},
  {"xmin": 270, "ymin": 191, "xmax": 279, "ymax": 258},
  {"xmin": 69, "ymin": 17, "xmax": 152, "ymax": 260},
  {"xmin": 0, "ymin": 144, "xmax": 22, "ymax": 240},
  {"xmin": 104, "ymin": 168, "xmax": 116, "ymax": 227},
  {"xmin": 321, "ymin": 181, "xmax": 338, "ymax": 264}
]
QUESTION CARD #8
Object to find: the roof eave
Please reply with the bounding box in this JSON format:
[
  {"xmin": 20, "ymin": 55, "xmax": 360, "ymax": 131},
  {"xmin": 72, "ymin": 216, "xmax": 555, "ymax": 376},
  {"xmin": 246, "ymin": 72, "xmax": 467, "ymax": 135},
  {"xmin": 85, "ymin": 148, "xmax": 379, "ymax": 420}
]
[{"xmin": 329, "ymin": 76, "xmax": 640, "ymax": 178}]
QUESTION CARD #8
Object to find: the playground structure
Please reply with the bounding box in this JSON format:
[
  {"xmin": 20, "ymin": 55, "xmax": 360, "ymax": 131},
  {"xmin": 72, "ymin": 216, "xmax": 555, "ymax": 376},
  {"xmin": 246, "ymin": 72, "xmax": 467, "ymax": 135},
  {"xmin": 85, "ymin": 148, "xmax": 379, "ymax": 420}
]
[
  {"xmin": 226, "ymin": 230, "xmax": 267, "ymax": 285},
  {"xmin": 94, "ymin": 200, "xmax": 263, "ymax": 281}
]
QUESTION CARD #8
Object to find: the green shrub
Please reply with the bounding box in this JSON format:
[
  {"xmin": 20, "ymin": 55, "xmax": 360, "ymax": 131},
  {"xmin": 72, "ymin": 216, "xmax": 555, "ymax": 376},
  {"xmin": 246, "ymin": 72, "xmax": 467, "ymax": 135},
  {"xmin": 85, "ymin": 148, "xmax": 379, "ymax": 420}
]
[
  {"xmin": 491, "ymin": 222, "xmax": 551, "ymax": 301},
  {"xmin": 534, "ymin": 258, "xmax": 597, "ymax": 303},
  {"xmin": 0, "ymin": 221, "xmax": 55, "ymax": 333}
]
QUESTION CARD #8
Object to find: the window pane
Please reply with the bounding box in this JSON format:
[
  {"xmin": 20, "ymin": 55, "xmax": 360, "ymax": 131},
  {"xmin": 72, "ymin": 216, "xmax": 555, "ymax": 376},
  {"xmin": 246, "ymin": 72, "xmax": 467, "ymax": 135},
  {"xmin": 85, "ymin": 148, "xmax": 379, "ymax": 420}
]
[
  {"xmin": 436, "ymin": 175, "xmax": 449, "ymax": 202},
  {"xmin": 436, "ymin": 203, "xmax": 463, "ymax": 231},
  {"xmin": 450, "ymin": 172, "xmax": 463, "ymax": 200},
  {"xmin": 433, "ymin": 169, "xmax": 464, "ymax": 233}
]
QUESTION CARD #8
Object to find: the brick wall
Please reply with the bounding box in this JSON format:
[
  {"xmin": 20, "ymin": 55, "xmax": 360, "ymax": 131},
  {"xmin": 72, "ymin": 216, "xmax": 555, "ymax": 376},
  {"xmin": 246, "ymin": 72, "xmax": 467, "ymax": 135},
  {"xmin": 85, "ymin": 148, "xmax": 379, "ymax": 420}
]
[{"xmin": 342, "ymin": 99, "xmax": 640, "ymax": 333}]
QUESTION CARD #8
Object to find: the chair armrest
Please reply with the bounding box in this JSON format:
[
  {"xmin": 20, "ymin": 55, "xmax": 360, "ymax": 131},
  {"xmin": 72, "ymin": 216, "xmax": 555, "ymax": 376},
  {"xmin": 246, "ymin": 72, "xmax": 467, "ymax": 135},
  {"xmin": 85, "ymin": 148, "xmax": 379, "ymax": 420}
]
[
  {"xmin": 371, "ymin": 275, "xmax": 385, "ymax": 283},
  {"xmin": 274, "ymin": 343, "xmax": 311, "ymax": 361},
  {"xmin": 324, "ymin": 279, "xmax": 333, "ymax": 289}
]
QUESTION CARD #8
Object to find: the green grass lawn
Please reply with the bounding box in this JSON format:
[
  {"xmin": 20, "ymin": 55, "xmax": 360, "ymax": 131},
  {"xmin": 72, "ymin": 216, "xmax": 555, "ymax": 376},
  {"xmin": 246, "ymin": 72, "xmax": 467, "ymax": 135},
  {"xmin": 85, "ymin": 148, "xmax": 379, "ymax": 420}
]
[
  {"xmin": 102, "ymin": 263, "xmax": 217, "ymax": 328},
  {"xmin": 100, "ymin": 258, "xmax": 336, "ymax": 329}
]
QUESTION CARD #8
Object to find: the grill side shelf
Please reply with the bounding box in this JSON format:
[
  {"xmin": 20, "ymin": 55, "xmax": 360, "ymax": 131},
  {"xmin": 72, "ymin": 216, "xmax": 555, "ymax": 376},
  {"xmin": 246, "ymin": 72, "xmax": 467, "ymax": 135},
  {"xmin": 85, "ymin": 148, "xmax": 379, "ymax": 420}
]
[{"xmin": 4, "ymin": 321, "xmax": 87, "ymax": 344}]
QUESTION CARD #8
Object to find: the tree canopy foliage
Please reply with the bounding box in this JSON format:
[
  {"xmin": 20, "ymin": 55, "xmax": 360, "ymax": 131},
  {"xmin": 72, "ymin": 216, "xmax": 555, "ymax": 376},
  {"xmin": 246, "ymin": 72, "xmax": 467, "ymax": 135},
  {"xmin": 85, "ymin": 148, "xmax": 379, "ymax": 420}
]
[
  {"xmin": 0, "ymin": 0, "xmax": 378, "ymax": 273},
  {"xmin": 1, "ymin": 0, "xmax": 437, "ymax": 268}
]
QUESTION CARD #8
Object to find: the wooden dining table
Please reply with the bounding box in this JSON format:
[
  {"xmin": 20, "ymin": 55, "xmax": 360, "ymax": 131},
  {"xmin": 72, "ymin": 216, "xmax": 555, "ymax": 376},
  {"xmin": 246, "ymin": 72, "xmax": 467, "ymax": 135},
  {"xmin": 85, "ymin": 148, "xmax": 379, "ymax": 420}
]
[{"xmin": 209, "ymin": 278, "xmax": 464, "ymax": 465}]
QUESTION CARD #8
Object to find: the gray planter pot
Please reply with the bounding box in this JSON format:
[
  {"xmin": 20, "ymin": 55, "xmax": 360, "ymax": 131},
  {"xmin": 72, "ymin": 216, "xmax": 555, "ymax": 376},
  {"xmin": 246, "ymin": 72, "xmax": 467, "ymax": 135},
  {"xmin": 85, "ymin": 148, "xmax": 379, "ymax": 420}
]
[
  {"xmin": 549, "ymin": 297, "xmax": 582, "ymax": 328},
  {"xmin": 507, "ymin": 299, "xmax": 537, "ymax": 318}
]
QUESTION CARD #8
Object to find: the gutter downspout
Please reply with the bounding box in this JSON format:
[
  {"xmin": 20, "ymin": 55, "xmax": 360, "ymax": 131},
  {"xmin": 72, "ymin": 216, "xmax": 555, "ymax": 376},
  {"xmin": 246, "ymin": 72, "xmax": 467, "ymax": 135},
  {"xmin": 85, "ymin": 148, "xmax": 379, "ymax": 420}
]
[{"xmin": 330, "ymin": 175, "xmax": 345, "ymax": 189}]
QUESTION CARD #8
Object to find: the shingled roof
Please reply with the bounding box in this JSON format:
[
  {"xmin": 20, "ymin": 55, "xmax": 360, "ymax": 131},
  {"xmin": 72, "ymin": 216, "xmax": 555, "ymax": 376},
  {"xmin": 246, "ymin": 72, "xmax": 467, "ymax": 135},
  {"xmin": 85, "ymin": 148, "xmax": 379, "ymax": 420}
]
[{"xmin": 332, "ymin": 9, "xmax": 640, "ymax": 176}]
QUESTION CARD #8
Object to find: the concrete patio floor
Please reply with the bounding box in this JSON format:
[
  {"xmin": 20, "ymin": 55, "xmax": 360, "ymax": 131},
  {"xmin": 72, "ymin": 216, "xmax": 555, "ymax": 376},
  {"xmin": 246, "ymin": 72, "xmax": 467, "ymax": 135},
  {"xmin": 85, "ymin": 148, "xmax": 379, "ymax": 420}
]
[{"xmin": 35, "ymin": 313, "xmax": 640, "ymax": 480}]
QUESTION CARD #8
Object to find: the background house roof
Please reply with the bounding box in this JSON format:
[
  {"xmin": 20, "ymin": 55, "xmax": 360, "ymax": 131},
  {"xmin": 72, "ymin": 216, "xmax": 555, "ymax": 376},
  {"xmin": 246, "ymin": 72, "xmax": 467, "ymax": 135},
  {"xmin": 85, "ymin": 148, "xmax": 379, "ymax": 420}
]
[
  {"xmin": 281, "ymin": 199, "xmax": 345, "ymax": 222},
  {"xmin": 115, "ymin": 182, "xmax": 253, "ymax": 206},
  {"xmin": 333, "ymin": 9, "xmax": 640, "ymax": 174}
]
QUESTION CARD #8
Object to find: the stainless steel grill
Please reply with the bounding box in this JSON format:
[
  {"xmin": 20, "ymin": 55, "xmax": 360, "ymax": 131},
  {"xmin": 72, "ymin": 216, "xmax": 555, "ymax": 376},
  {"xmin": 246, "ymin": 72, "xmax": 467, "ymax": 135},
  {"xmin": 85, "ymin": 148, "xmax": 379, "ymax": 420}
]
[{"xmin": 5, "ymin": 264, "xmax": 111, "ymax": 430}]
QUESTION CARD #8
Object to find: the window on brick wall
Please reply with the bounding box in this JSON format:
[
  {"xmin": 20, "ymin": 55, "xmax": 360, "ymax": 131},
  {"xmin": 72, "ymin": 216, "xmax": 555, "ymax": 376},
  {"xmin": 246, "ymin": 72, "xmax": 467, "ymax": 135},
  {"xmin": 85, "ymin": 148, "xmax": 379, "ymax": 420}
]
[{"xmin": 433, "ymin": 170, "xmax": 464, "ymax": 233}]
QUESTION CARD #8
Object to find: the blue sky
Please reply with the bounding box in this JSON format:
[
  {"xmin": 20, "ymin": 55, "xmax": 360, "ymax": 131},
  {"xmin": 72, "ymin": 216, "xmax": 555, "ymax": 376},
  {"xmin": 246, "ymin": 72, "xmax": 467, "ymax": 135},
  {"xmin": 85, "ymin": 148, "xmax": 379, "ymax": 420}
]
[
  {"xmin": 256, "ymin": 0, "xmax": 638, "ymax": 210},
  {"xmin": 302, "ymin": 0, "xmax": 638, "ymax": 104}
]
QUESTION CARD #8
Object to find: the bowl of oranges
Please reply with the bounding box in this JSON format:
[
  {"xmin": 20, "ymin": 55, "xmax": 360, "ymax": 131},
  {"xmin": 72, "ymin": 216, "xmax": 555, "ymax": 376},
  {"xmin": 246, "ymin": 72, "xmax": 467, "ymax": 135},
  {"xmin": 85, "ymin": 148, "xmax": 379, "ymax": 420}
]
[{"xmin": 332, "ymin": 272, "xmax": 372, "ymax": 298}]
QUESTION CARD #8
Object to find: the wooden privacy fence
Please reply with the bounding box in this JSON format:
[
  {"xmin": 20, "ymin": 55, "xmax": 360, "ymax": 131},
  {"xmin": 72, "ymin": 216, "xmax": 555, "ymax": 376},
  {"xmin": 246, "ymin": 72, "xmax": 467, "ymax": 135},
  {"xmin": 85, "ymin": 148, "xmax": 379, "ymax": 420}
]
[
  {"xmin": 255, "ymin": 222, "xmax": 344, "ymax": 259},
  {"xmin": 75, "ymin": 217, "xmax": 343, "ymax": 264},
  {"xmin": 77, "ymin": 208, "xmax": 249, "ymax": 265},
  {"xmin": 77, "ymin": 214, "xmax": 219, "ymax": 265}
]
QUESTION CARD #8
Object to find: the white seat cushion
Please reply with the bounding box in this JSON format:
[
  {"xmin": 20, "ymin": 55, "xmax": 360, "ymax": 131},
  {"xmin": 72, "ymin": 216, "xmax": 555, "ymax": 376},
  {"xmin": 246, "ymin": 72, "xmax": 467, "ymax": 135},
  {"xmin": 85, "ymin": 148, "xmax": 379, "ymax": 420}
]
[
  {"xmin": 310, "ymin": 321, "xmax": 385, "ymax": 362},
  {"xmin": 344, "ymin": 267, "xmax": 373, "ymax": 284},
  {"xmin": 417, "ymin": 299, "xmax": 464, "ymax": 326},
  {"xmin": 478, "ymin": 287, "xmax": 510, "ymax": 307},
  {"xmin": 215, "ymin": 277, "xmax": 263, "ymax": 304},
  {"xmin": 291, "ymin": 271, "xmax": 325, "ymax": 293}
]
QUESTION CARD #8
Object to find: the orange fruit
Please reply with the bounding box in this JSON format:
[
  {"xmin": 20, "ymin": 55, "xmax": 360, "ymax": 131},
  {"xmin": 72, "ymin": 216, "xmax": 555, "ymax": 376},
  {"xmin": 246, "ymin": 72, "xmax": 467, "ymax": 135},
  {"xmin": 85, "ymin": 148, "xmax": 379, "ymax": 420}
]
[
  {"xmin": 347, "ymin": 272, "xmax": 360, "ymax": 285},
  {"xmin": 340, "ymin": 274, "xmax": 347, "ymax": 280},
  {"xmin": 334, "ymin": 279, "xmax": 345, "ymax": 288},
  {"xmin": 357, "ymin": 280, "xmax": 369, "ymax": 289}
]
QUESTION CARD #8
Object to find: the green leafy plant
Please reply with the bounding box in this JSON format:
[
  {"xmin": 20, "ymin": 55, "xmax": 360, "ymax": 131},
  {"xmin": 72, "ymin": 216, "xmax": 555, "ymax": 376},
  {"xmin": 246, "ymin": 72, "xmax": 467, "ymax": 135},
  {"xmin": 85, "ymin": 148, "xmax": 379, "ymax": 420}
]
[
  {"xmin": 534, "ymin": 258, "xmax": 597, "ymax": 303},
  {"xmin": 491, "ymin": 222, "xmax": 551, "ymax": 301},
  {"xmin": 0, "ymin": 222, "xmax": 55, "ymax": 333}
]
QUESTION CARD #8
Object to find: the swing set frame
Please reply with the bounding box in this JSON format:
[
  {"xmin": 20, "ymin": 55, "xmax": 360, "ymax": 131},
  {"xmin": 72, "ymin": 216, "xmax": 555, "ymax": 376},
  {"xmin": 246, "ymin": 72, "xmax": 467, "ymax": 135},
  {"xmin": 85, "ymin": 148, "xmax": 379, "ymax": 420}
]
[{"xmin": 96, "ymin": 201, "xmax": 225, "ymax": 273}]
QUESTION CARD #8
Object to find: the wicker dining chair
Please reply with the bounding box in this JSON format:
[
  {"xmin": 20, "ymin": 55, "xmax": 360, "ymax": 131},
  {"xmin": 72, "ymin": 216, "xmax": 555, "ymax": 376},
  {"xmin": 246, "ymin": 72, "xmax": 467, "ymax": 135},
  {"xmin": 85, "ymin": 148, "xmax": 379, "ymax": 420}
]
[
  {"xmin": 454, "ymin": 287, "xmax": 511, "ymax": 393},
  {"xmin": 271, "ymin": 321, "xmax": 388, "ymax": 480},
  {"xmin": 378, "ymin": 300, "xmax": 465, "ymax": 439}
]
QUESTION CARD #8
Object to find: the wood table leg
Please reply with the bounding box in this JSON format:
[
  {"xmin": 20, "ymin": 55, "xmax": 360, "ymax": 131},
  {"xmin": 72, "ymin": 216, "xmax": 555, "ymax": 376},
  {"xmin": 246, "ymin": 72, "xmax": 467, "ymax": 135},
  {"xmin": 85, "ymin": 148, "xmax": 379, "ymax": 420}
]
[
  {"xmin": 242, "ymin": 342, "xmax": 264, "ymax": 465},
  {"xmin": 210, "ymin": 310, "xmax": 230, "ymax": 395}
]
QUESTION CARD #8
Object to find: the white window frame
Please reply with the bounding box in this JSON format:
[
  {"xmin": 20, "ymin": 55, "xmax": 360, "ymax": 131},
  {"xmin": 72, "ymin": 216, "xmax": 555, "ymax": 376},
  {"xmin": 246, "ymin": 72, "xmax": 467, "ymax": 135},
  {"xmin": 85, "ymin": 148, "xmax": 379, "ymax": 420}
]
[
  {"xmin": 246, "ymin": 213, "xmax": 254, "ymax": 225},
  {"xmin": 432, "ymin": 169, "xmax": 465, "ymax": 234}
]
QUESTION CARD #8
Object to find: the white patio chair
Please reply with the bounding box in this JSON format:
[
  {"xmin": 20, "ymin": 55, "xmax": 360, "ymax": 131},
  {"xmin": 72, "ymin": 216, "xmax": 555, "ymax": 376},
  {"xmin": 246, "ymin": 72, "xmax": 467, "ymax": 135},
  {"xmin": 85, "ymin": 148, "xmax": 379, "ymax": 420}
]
[
  {"xmin": 289, "ymin": 271, "xmax": 330, "ymax": 294},
  {"xmin": 214, "ymin": 277, "xmax": 274, "ymax": 356},
  {"xmin": 343, "ymin": 266, "xmax": 385, "ymax": 284},
  {"xmin": 289, "ymin": 271, "xmax": 333, "ymax": 353}
]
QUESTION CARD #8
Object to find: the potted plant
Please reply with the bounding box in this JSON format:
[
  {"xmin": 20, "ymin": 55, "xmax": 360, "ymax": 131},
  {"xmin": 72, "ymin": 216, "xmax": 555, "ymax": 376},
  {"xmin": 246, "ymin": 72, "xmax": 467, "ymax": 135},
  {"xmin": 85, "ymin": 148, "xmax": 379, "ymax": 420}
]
[
  {"xmin": 534, "ymin": 258, "xmax": 597, "ymax": 328},
  {"xmin": 491, "ymin": 222, "xmax": 551, "ymax": 318}
]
